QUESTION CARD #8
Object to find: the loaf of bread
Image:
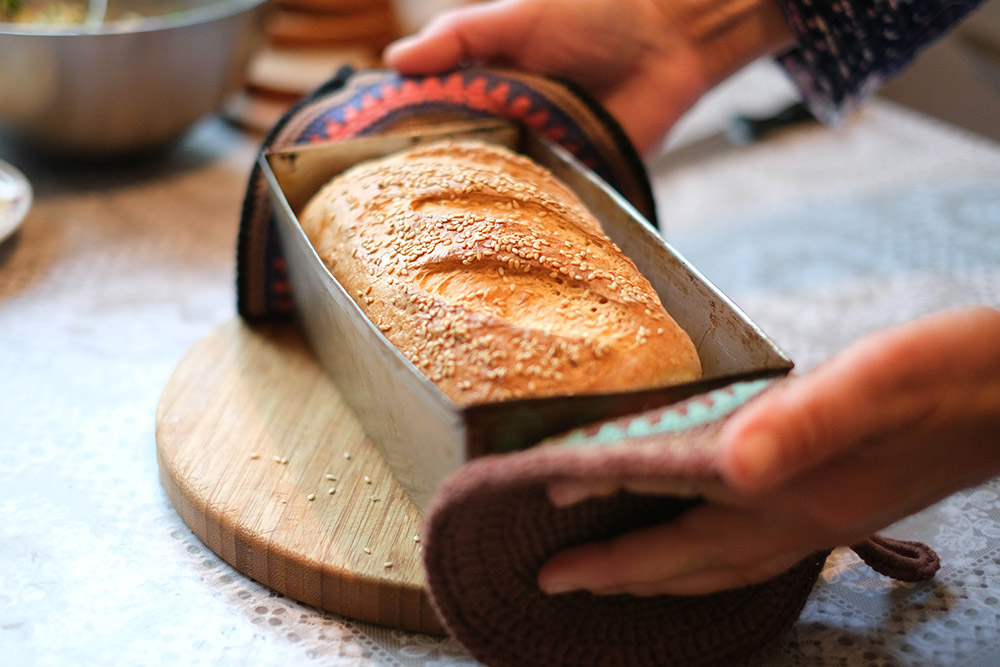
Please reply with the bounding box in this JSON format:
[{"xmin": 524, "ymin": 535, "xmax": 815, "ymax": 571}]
[{"xmin": 299, "ymin": 139, "xmax": 701, "ymax": 406}]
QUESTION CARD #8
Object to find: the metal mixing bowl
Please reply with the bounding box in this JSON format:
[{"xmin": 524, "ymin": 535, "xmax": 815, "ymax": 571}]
[{"xmin": 0, "ymin": 0, "xmax": 270, "ymax": 156}]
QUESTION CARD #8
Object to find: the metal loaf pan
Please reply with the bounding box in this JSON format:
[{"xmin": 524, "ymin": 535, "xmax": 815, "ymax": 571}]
[{"xmin": 260, "ymin": 120, "xmax": 793, "ymax": 511}]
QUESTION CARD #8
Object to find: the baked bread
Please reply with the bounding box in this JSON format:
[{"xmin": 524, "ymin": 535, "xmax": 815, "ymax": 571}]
[{"xmin": 300, "ymin": 139, "xmax": 702, "ymax": 406}]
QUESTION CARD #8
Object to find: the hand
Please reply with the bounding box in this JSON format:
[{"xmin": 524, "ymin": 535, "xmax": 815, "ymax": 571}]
[
  {"xmin": 538, "ymin": 306, "xmax": 1000, "ymax": 596},
  {"xmin": 384, "ymin": 0, "xmax": 794, "ymax": 155}
]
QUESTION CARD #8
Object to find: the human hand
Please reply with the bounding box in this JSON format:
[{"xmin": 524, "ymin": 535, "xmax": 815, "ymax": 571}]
[
  {"xmin": 384, "ymin": 0, "xmax": 794, "ymax": 154},
  {"xmin": 538, "ymin": 306, "xmax": 1000, "ymax": 596}
]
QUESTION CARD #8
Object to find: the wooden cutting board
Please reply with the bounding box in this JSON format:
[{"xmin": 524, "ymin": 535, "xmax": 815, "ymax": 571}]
[{"xmin": 156, "ymin": 317, "xmax": 444, "ymax": 634}]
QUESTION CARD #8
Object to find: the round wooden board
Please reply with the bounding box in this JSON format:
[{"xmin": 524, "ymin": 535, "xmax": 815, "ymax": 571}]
[{"xmin": 156, "ymin": 318, "xmax": 444, "ymax": 635}]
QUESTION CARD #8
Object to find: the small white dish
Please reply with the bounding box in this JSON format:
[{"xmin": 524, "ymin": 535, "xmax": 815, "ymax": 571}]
[{"xmin": 0, "ymin": 159, "xmax": 32, "ymax": 244}]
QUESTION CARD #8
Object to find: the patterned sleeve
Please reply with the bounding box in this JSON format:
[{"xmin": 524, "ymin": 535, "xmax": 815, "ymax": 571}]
[{"xmin": 773, "ymin": 0, "xmax": 985, "ymax": 122}]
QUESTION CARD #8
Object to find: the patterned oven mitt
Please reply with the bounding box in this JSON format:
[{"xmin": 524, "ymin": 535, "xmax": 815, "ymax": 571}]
[{"xmin": 421, "ymin": 378, "xmax": 940, "ymax": 667}]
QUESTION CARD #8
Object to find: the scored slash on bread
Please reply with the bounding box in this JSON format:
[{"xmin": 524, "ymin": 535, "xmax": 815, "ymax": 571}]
[{"xmin": 300, "ymin": 140, "xmax": 702, "ymax": 406}]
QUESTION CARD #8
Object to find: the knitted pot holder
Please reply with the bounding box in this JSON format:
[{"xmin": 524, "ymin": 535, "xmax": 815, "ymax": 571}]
[
  {"xmin": 236, "ymin": 66, "xmax": 657, "ymax": 321},
  {"xmin": 421, "ymin": 378, "xmax": 940, "ymax": 667}
]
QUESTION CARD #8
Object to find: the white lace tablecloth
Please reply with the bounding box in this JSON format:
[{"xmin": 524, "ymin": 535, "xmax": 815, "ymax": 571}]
[{"xmin": 2, "ymin": 65, "xmax": 999, "ymax": 666}]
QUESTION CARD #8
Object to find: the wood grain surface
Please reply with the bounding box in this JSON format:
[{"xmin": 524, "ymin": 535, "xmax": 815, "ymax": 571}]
[{"xmin": 156, "ymin": 318, "xmax": 444, "ymax": 634}]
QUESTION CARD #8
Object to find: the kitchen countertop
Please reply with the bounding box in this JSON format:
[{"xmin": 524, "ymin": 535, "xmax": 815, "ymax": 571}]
[{"xmin": 2, "ymin": 62, "xmax": 999, "ymax": 666}]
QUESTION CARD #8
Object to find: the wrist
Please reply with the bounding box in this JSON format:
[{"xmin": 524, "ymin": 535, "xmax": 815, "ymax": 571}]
[{"xmin": 650, "ymin": 0, "xmax": 796, "ymax": 90}]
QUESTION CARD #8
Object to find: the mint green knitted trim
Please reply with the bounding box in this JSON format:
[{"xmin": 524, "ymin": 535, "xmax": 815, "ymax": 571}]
[{"xmin": 559, "ymin": 379, "xmax": 773, "ymax": 448}]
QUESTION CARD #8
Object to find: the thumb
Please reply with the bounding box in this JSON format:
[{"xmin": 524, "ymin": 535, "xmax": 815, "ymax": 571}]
[
  {"xmin": 717, "ymin": 330, "xmax": 930, "ymax": 494},
  {"xmin": 715, "ymin": 375, "xmax": 846, "ymax": 494},
  {"xmin": 719, "ymin": 308, "xmax": 1000, "ymax": 494},
  {"xmin": 384, "ymin": 1, "xmax": 534, "ymax": 74}
]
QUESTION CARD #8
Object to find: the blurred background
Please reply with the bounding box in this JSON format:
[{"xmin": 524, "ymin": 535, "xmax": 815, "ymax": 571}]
[
  {"xmin": 878, "ymin": 0, "xmax": 1000, "ymax": 143},
  {"xmin": 225, "ymin": 0, "xmax": 484, "ymax": 133}
]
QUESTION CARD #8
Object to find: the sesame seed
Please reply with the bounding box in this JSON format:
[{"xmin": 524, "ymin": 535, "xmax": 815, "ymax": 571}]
[
  {"xmin": 384, "ymin": 562, "xmax": 393, "ymax": 568},
  {"xmin": 325, "ymin": 473, "xmax": 337, "ymax": 480},
  {"xmin": 364, "ymin": 475, "xmax": 372, "ymax": 484},
  {"xmin": 328, "ymin": 487, "xmax": 336, "ymax": 494},
  {"xmin": 249, "ymin": 453, "xmax": 259, "ymax": 460},
  {"xmin": 344, "ymin": 452, "xmax": 352, "ymax": 460},
  {"xmin": 363, "ymin": 547, "xmax": 371, "ymax": 554},
  {"xmin": 307, "ymin": 493, "xmax": 316, "ymax": 501}
]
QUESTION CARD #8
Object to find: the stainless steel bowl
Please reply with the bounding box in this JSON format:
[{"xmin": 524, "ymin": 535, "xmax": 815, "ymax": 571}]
[{"xmin": 0, "ymin": 0, "xmax": 270, "ymax": 156}]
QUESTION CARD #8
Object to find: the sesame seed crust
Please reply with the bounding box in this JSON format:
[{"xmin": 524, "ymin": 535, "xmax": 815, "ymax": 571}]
[{"xmin": 300, "ymin": 139, "xmax": 702, "ymax": 406}]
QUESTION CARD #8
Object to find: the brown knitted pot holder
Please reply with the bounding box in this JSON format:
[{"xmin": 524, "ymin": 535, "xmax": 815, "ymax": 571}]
[{"xmin": 421, "ymin": 378, "xmax": 940, "ymax": 667}]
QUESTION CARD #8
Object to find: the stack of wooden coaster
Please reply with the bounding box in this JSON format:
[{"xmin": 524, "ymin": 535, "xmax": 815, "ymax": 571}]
[
  {"xmin": 226, "ymin": 0, "xmax": 402, "ymax": 133},
  {"xmin": 268, "ymin": 0, "xmax": 399, "ymax": 50}
]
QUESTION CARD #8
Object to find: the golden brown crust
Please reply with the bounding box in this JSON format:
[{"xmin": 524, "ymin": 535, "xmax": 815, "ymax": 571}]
[{"xmin": 300, "ymin": 139, "xmax": 702, "ymax": 406}]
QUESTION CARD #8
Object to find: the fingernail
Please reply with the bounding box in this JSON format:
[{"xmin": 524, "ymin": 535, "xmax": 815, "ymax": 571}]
[
  {"xmin": 547, "ymin": 483, "xmax": 592, "ymax": 508},
  {"xmin": 538, "ymin": 576, "xmax": 579, "ymax": 595},
  {"xmin": 547, "ymin": 480, "xmax": 619, "ymax": 507},
  {"xmin": 733, "ymin": 433, "xmax": 779, "ymax": 486},
  {"xmin": 537, "ymin": 560, "xmax": 584, "ymax": 595},
  {"xmin": 382, "ymin": 35, "xmax": 415, "ymax": 59}
]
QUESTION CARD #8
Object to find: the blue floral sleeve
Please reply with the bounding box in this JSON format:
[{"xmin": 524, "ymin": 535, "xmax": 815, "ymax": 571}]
[{"xmin": 774, "ymin": 0, "xmax": 985, "ymax": 121}]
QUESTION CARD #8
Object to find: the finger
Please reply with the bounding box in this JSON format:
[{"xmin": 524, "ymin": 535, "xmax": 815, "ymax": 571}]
[
  {"xmin": 384, "ymin": 1, "xmax": 535, "ymax": 74},
  {"xmin": 537, "ymin": 503, "xmax": 799, "ymax": 595}
]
